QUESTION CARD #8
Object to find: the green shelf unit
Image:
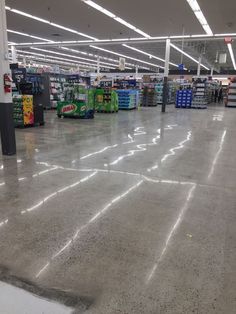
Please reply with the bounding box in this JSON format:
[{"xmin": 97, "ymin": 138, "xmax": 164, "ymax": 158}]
[
  {"xmin": 57, "ymin": 88, "xmax": 95, "ymax": 119},
  {"xmin": 95, "ymin": 89, "xmax": 119, "ymax": 113}
]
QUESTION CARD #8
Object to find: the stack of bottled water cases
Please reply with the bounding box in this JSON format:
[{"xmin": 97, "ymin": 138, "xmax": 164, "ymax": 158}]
[{"xmin": 176, "ymin": 85, "xmax": 193, "ymax": 108}]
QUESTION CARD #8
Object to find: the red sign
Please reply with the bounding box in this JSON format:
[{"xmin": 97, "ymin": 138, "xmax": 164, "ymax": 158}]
[
  {"xmin": 224, "ymin": 37, "xmax": 233, "ymax": 44},
  {"xmin": 61, "ymin": 104, "xmax": 76, "ymax": 114}
]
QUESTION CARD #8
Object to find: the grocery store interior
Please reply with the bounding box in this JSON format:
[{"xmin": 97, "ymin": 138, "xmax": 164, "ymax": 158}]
[{"xmin": 0, "ymin": 0, "xmax": 236, "ymax": 313}]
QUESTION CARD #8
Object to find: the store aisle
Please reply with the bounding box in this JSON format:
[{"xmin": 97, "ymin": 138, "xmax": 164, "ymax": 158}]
[{"xmin": 0, "ymin": 106, "xmax": 235, "ymax": 314}]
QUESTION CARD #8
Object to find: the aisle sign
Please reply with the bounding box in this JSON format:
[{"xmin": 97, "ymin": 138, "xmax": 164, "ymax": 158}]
[
  {"xmin": 99, "ymin": 78, "xmax": 113, "ymax": 88},
  {"xmin": 178, "ymin": 64, "xmax": 184, "ymax": 71},
  {"xmin": 12, "ymin": 68, "xmax": 27, "ymax": 83}
]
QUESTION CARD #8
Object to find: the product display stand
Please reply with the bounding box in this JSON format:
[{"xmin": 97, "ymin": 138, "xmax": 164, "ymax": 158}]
[
  {"xmin": 141, "ymin": 84, "xmax": 157, "ymax": 107},
  {"xmin": 41, "ymin": 73, "xmax": 66, "ymax": 109},
  {"xmin": 95, "ymin": 88, "xmax": 118, "ymax": 113},
  {"xmin": 175, "ymin": 84, "xmax": 193, "ymax": 108},
  {"xmin": 116, "ymin": 89, "xmax": 139, "ymax": 110},
  {"xmin": 226, "ymin": 78, "xmax": 236, "ymax": 107},
  {"xmin": 57, "ymin": 84, "xmax": 95, "ymax": 119},
  {"xmin": 13, "ymin": 95, "xmax": 34, "ymax": 127},
  {"xmin": 191, "ymin": 77, "xmax": 208, "ymax": 109}
]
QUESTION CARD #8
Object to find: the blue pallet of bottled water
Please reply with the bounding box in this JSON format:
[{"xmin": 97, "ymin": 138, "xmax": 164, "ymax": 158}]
[{"xmin": 117, "ymin": 90, "xmax": 139, "ymax": 109}]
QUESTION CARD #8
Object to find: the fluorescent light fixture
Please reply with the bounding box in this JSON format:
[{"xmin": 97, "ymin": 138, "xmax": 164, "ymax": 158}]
[
  {"xmin": 114, "ymin": 17, "xmax": 136, "ymax": 30},
  {"xmin": 83, "ymin": 0, "xmax": 116, "ymax": 18},
  {"xmin": 186, "ymin": 0, "xmax": 213, "ymax": 35},
  {"xmin": 123, "ymin": 44, "xmax": 179, "ymax": 68},
  {"xmin": 7, "ymin": 29, "xmax": 52, "ymax": 42},
  {"xmin": 18, "ymin": 55, "xmax": 96, "ymax": 70},
  {"xmin": 82, "ymin": 0, "xmax": 150, "ymax": 38},
  {"xmin": 170, "ymin": 43, "xmax": 209, "ymax": 70},
  {"xmin": 10, "ymin": 40, "xmax": 93, "ymax": 46},
  {"xmin": 191, "ymin": 34, "xmax": 212, "ymax": 38},
  {"xmin": 30, "ymin": 47, "xmax": 119, "ymax": 67},
  {"xmin": 17, "ymin": 52, "xmax": 114, "ymax": 69},
  {"xmin": 5, "ymin": 6, "xmax": 97, "ymax": 40},
  {"xmin": 215, "ymin": 33, "xmax": 236, "ymax": 37},
  {"xmin": 90, "ymin": 45, "xmax": 164, "ymax": 68},
  {"xmin": 169, "ymin": 35, "xmax": 191, "ymax": 39},
  {"xmin": 227, "ymin": 43, "xmax": 236, "ymax": 70}
]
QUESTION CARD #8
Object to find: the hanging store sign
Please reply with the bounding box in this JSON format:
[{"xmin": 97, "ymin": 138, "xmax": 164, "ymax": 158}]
[
  {"xmin": 119, "ymin": 57, "xmax": 126, "ymax": 71},
  {"xmin": 178, "ymin": 64, "xmax": 185, "ymax": 71},
  {"xmin": 219, "ymin": 53, "xmax": 227, "ymax": 64}
]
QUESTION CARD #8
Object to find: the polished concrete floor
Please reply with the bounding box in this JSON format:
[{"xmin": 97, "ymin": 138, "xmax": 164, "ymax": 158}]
[{"xmin": 0, "ymin": 105, "xmax": 236, "ymax": 313}]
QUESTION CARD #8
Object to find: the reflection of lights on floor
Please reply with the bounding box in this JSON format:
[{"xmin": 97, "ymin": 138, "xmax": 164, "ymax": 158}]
[
  {"xmin": 80, "ymin": 144, "xmax": 118, "ymax": 160},
  {"xmin": 208, "ymin": 130, "xmax": 227, "ymax": 179},
  {"xmin": 147, "ymin": 130, "xmax": 192, "ymax": 173},
  {"xmin": 35, "ymin": 180, "xmax": 144, "ymax": 278},
  {"xmin": 0, "ymin": 219, "xmax": 8, "ymax": 228},
  {"xmin": 146, "ymin": 184, "xmax": 196, "ymax": 284},
  {"xmin": 21, "ymin": 172, "xmax": 97, "ymax": 215}
]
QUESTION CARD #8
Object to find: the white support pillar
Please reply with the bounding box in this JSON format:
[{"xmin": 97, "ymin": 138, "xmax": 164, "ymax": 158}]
[
  {"xmin": 97, "ymin": 56, "xmax": 100, "ymax": 75},
  {"xmin": 197, "ymin": 56, "xmax": 202, "ymax": 76},
  {"xmin": 162, "ymin": 38, "xmax": 170, "ymax": 113},
  {"xmin": 0, "ymin": 0, "xmax": 16, "ymax": 155},
  {"xmin": 164, "ymin": 39, "xmax": 170, "ymax": 77},
  {"xmin": 135, "ymin": 65, "xmax": 138, "ymax": 79},
  {"xmin": 11, "ymin": 45, "xmax": 17, "ymax": 63}
]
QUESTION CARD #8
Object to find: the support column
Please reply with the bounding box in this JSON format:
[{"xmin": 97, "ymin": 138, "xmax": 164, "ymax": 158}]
[
  {"xmin": 0, "ymin": 0, "xmax": 16, "ymax": 156},
  {"xmin": 135, "ymin": 65, "xmax": 138, "ymax": 79},
  {"xmin": 11, "ymin": 45, "xmax": 17, "ymax": 63},
  {"xmin": 97, "ymin": 56, "xmax": 100, "ymax": 75},
  {"xmin": 197, "ymin": 56, "xmax": 202, "ymax": 76},
  {"xmin": 162, "ymin": 38, "xmax": 170, "ymax": 113}
]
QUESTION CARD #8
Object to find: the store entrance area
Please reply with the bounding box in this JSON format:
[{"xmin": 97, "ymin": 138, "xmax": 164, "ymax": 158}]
[{"xmin": 0, "ymin": 105, "xmax": 235, "ymax": 313}]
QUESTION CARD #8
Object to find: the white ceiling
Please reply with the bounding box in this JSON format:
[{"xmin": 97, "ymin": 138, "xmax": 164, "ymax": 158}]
[{"xmin": 5, "ymin": 0, "xmax": 236, "ymax": 71}]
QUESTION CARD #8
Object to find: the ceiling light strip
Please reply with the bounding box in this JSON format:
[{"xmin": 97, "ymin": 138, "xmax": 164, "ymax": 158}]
[
  {"xmin": 7, "ymin": 29, "xmax": 135, "ymax": 69},
  {"xmin": 186, "ymin": 0, "xmax": 213, "ymax": 35},
  {"xmin": 7, "ymin": 29, "xmax": 52, "ymax": 42},
  {"xmin": 82, "ymin": 0, "xmax": 150, "ymax": 38},
  {"xmin": 170, "ymin": 43, "xmax": 209, "ymax": 70},
  {"xmin": 5, "ymin": 6, "xmax": 97, "ymax": 40},
  {"xmin": 123, "ymin": 44, "xmax": 179, "ymax": 68},
  {"xmin": 18, "ymin": 55, "xmax": 96, "ymax": 70},
  {"xmin": 90, "ymin": 45, "xmax": 164, "ymax": 68},
  {"xmin": 30, "ymin": 47, "xmax": 118, "ymax": 67},
  {"xmin": 16, "ymin": 49, "xmax": 115, "ymax": 69},
  {"xmin": 227, "ymin": 44, "xmax": 236, "ymax": 70}
]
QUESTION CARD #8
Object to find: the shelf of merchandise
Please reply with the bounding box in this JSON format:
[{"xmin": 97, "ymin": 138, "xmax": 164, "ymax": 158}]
[
  {"xmin": 95, "ymin": 88, "xmax": 119, "ymax": 113},
  {"xmin": 226, "ymin": 80, "xmax": 236, "ymax": 107},
  {"xmin": 57, "ymin": 84, "xmax": 95, "ymax": 119},
  {"xmin": 155, "ymin": 80, "xmax": 175, "ymax": 104},
  {"xmin": 49, "ymin": 76, "xmax": 66, "ymax": 109},
  {"xmin": 175, "ymin": 84, "xmax": 193, "ymax": 108},
  {"xmin": 116, "ymin": 90, "xmax": 139, "ymax": 110},
  {"xmin": 191, "ymin": 77, "xmax": 208, "ymax": 109},
  {"xmin": 141, "ymin": 84, "xmax": 158, "ymax": 107},
  {"xmin": 155, "ymin": 81, "xmax": 163, "ymax": 104},
  {"xmin": 39, "ymin": 73, "xmax": 66, "ymax": 110},
  {"xmin": 13, "ymin": 95, "xmax": 34, "ymax": 127}
]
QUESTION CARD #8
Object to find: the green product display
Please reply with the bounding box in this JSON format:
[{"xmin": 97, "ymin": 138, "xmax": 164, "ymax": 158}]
[
  {"xmin": 95, "ymin": 89, "xmax": 118, "ymax": 113},
  {"xmin": 57, "ymin": 87, "xmax": 95, "ymax": 119}
]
